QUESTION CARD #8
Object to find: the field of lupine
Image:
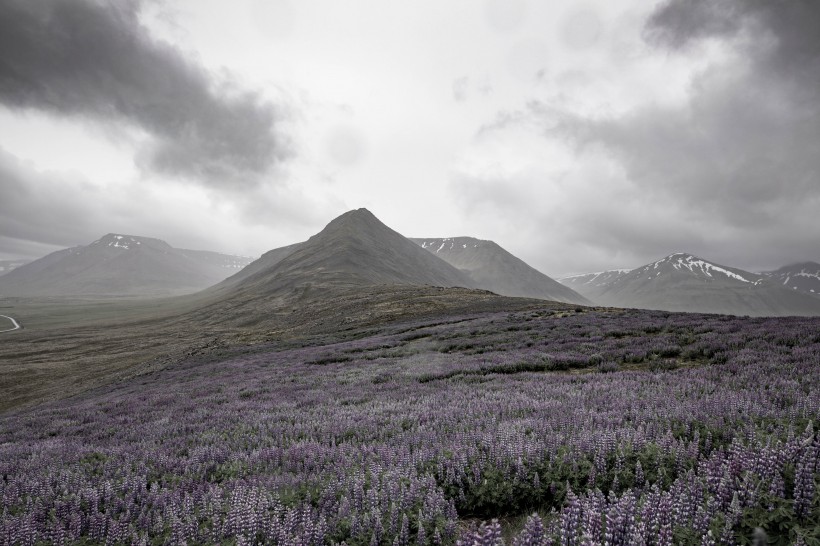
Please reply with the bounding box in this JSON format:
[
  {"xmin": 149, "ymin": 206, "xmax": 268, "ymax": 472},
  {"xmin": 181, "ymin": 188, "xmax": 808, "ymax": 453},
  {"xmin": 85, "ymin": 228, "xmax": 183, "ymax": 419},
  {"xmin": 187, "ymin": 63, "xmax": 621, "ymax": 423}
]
[{"xmin": 1, "ymin": 307, "xmax": 818, "ymax": 545}]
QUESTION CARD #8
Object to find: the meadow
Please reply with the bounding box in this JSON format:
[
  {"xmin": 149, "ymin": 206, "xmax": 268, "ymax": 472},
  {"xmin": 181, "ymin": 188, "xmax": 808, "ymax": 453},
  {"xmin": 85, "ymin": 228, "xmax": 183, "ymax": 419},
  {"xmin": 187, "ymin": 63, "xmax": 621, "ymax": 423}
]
[{"xmin": 1, "ymin": 308, "xmax": 818, "ymax": 545}]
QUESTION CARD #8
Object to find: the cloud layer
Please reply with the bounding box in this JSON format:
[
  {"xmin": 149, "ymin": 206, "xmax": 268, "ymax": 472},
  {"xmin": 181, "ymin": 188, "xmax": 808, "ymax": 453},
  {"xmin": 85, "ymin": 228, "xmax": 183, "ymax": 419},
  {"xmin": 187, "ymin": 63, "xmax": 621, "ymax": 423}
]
[
  {"xmin": 0, "ymin": 0, "xmax": 289, "ymax": 186},
  {"xmin": 456, "ymin": 0, "xmax": 820, "ymax": 274},
  {"xmin": 600, "ymin": 0, "xmax": 820, "ymax": 240}
]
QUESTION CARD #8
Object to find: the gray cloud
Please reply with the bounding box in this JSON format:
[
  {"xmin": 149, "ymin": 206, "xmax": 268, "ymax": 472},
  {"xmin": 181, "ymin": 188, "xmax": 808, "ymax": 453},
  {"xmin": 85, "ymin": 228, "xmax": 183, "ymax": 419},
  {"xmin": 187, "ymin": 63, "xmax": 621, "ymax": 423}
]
[
  {"xmin": 0, "ymin": 0, "xmax": 290, "ymax": 186},
  {"xmin": 0, "ymin": 148, "xmax": 111, "ymax": 256},
  {"xmin": 452, "ymin": 76, "xmax": 493, "ymax": 103},
  {"xmin": 603, "ymin": 0, "xmax": 820, "ymax": 222},
  {"xmin": 455, "ymin": 0, "xmax": 820, "ymax": 274},
  {"xmin": 0, "ymin": 146, "xmax": 234, "ymax": 259},
  {"xmin": 0, "ymin": 146, "xmax": 339, "ymax": 261},
  {"xmin": 569, "ymin": 0, "xmax": 818, "ymax": 269},
  {"xmin": 645, "ymin": 0, "xmax": 820, "ymax": 106},
  {"xmin": 642, "ymin": 0, "xmax": 745, "ymax": 48}
]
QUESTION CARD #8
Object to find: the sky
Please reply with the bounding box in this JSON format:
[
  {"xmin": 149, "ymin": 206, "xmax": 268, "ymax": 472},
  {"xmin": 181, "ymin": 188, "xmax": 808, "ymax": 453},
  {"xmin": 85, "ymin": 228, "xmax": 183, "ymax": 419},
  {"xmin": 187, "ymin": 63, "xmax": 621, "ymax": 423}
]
[{"xmin": 1, "ymin": 0, "xmax": 818, "ymax": 277}]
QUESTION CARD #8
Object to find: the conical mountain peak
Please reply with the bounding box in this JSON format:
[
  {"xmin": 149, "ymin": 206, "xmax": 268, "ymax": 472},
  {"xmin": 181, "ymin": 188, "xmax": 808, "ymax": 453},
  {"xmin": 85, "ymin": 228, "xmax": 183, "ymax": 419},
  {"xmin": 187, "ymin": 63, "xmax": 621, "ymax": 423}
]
[
  {"xmin": 221, "ymin": 209, "xmax": 475, "ymax": 295},
  {"xmin": 318, "ymin": 208, "xmax": 382, "ymax": 234}
]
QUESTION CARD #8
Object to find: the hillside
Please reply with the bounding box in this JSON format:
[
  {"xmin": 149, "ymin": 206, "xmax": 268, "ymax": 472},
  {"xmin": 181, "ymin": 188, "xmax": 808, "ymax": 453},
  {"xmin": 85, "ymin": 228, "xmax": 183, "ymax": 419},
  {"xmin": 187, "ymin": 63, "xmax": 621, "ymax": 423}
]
[
  {"xmin": 410, "ymin": 237, "xmax": 589, "ymax": 305},
  {"xmin": 0, "ymin": 234, "xmax": 253, "ymax": 297},
  {"xmin": 214, "ymin": 241, "xmax": 305, "ymax": 290},
  {"xmin": 0, "ymin": 259, "xmax": 29, "ymax": 276}
]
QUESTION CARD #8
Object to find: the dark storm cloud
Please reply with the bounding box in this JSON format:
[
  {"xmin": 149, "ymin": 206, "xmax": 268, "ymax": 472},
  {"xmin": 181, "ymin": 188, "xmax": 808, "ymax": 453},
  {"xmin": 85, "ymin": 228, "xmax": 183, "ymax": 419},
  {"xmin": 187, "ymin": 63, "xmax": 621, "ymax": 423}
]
[
  {"xmin": 642, "ymin": 0, "xmax": 745, "ymax": 48},
  {"xmin": 456, "ymin": 0, "xmax": 820, "ymax": 274},
  {"xmin": 646, "ymin": 0, "xmax": 820, "ymax": 98},
  {"xmin": 605, "ymin": 0, "xmax": 820, "ymax": 222},
  {"xmin": 0, "ymin": 0, "xmax": 290, "ymax": 185},
  {"xmin": 548, "ymin": 0, "xmax": 820, "ymax": 269}
]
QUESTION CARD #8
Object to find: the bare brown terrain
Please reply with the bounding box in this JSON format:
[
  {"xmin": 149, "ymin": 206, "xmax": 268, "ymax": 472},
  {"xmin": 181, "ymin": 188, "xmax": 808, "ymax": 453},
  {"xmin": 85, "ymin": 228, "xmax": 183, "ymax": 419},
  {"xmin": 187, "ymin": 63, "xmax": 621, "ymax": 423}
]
[{"xmin": 0, "ymin": 287, "xmax": 576, "ymax": 414}]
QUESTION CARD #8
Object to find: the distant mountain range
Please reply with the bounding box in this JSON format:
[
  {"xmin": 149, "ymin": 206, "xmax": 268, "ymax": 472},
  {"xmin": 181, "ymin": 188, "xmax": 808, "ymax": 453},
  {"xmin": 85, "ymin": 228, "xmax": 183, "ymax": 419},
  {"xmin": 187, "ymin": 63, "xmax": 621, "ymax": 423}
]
[
  {"xmin": 559, "ymin": 253, "xmax": 820, "ymax": 316},
  {"xmin": 0, "ymin": 212, "xmax": 585, "ymax": 304},
  {"xmin": 2, "ymin": 212, "xmax": 817, "ymax": 317},
  {"xmin": 410, "ymin": 237, "xmax": 589, "ymax": 305},
  {"xmin": 0, "ymin": 234, "xmax": 253, "ymax": 297}
]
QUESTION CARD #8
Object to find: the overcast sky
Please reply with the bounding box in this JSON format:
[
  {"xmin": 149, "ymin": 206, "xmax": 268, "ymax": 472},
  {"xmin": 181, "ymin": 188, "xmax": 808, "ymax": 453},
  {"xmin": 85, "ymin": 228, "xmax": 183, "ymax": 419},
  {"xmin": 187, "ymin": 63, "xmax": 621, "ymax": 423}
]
[{"xmin": 1, "ymin": 0, "xmax": 818, "ymax": 276}]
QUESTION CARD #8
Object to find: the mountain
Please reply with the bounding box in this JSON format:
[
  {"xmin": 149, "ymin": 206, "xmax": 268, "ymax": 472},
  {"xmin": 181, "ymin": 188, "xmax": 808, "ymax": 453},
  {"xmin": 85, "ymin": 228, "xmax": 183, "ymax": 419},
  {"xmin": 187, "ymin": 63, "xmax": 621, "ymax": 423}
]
[
  {"xmin": 409, "ymin": 237, "xmax": 590, "ymax": 305},
  {"xmin": 762, "ymin": 262, "xmax": 820, "ymax": 296},
  {"xmin": 0, "ymin": 234, "xmax": 254, "ymax": 297},
  {"xmin": 585, "ymin": 252, "xmax": 820, "ymax": 316},
  {"xmin": 215, "ymin": 209, "xmax": 474, "ymax": 299},
  {"xmin": 0, "ymin": 259, "xmax": 30, "ymax": 276},
  {"xmin": 558, "ymin": 269, "xmax": 631, "ymax": 299},
  {"xmin": 215, "ymin": 241, "xmax": 305, "ymax": 290}
]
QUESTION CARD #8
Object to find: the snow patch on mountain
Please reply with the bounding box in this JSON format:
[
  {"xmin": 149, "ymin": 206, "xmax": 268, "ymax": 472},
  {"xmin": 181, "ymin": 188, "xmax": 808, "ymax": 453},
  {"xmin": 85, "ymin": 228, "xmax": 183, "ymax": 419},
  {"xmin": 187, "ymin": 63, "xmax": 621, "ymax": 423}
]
[
  {"xmin": 560, "ymin": 269, "xmax": 631, "ymax": 284},
  {"xmin": 419, "ymin": 238, "xmax": 482, "ymax": 252},
  {"xmin": 794, "ymin": 270, "xmax": 820, "ymax": 280},
  {"xmin": 643, "ymin": 253, "xmax": 752, "ymax": 283}
]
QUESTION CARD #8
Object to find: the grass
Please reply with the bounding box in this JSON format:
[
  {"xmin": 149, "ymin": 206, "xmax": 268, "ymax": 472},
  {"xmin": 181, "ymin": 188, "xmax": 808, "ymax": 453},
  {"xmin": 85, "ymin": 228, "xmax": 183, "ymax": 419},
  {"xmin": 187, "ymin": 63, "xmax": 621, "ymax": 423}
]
[{"xmin": 0, "ymin": 286, "xmax": 562, "ymax": 414}]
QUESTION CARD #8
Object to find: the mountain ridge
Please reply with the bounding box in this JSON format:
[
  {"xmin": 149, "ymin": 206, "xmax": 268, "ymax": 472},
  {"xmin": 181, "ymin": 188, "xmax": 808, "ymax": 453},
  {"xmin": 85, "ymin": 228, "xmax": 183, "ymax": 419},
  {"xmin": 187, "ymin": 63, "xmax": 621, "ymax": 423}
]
[
  {"xmin": 566, "ymin": 252, "xmax": 820, "ymax": 316},
  {"xmin": 0, "ymin": 233, "xmax": 254, "ymax": 297},
  {"xmin": 410, "ymin": 236, "xmax": 589, "ymax": 305}
]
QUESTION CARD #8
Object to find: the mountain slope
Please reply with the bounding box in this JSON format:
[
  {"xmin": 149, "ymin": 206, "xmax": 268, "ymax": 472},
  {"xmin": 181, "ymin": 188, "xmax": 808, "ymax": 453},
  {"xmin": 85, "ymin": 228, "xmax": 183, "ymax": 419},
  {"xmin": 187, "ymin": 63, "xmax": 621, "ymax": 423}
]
[
  {"xmin": 410, "ymin": 237, "xmax": 589, "ymax": 305},
  {"xmin": 0, "ymin": 259, "xmax": 30, "ymax": 276},
  {"xmin": 215, "ymin": 242, "xmax": 305, "ymax": 290},
  {"xmin": 0, "ymin": 234, "xmax": 253, "ymax": 297},
  {"xmin": 591, "ymin": 253, "xmax": 820, "ymax": 316},
  {"xmin": 763, "ymin": 262, "xmax": 820, "ymax": 296},
  {"xmin": 221, "ymin": 209, "xmax": 474, "ymax": 299}
]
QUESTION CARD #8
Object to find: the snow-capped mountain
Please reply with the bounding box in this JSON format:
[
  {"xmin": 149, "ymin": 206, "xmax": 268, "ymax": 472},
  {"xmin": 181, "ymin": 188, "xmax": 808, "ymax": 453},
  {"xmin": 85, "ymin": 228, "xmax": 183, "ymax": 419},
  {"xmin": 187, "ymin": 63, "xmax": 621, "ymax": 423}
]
[
  {"xmin": 410, "ymin": 237, "xmax": 589, "ymax": 305},
  {"xmin": 577, "ymin": 253, "xmax": 820, "ymax": 316},
  {"xmin": 629, "ymin": 252, "xmax": 761, "ymax": 284},
  {"xmin": 0, "ymin": 234, "xmax": 254, "ymax": 297},
  {"xmin": 762, "ymin": 262, "xmax": 820, "ymax": 296},
  {"xmin": 558, "ymin": 269, "xmax": 631, "ymax": 297}
]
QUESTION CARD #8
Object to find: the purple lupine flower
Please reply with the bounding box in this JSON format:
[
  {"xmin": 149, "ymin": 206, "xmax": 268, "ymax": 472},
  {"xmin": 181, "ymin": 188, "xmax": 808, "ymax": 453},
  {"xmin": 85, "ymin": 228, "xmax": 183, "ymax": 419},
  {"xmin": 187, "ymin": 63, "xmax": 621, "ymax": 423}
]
[
  {"xmin": 511, "ymin": 514, "xmax": 546, "ymax": 546},
  {"xmin": 458, "ymin": 519, "xmax": 504, "ymax": 546},
  {"xmin": 398, "ymin": 513, "xmax": 409, "ymax": 546},
  {"xmin": 416, "ymin": 510, "xmax": 426, "ymax": 545},
  {"xmin": 634, "ymin": 460, "xmax": 644, "ymax": 489},
  {"xmin": 700, "ymin": 530, "xmax": 716, "ymax": 546},
  {"xmin": 794, "ymin": 445, "xmax": 817, "ymax": 519},
  {"xmin": 560, "ymin": 488, "xmax": 582, "ymax": 546}
]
